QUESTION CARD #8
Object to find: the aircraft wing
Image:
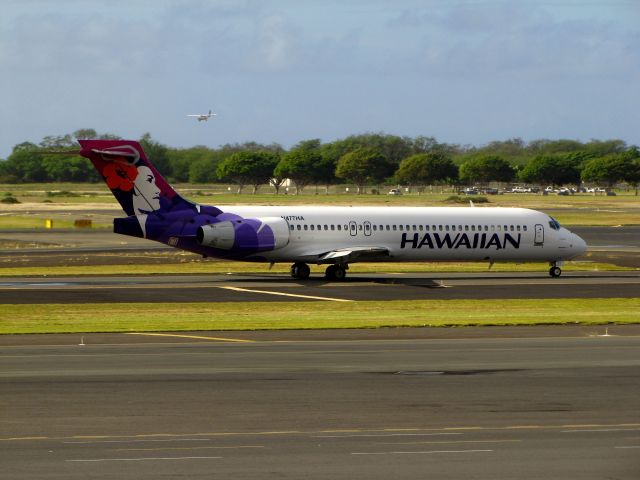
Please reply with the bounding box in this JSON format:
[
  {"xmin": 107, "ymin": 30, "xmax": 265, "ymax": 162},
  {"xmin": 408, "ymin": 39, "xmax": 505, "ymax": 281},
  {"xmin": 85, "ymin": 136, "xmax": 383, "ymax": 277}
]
[{"xmin": 316, "ymin": 246, "xmax": 390, "ymax": 264}]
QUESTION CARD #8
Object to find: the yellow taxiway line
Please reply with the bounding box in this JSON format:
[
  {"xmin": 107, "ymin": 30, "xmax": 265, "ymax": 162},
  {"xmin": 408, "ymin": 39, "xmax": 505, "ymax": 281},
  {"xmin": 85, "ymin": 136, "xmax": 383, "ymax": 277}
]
[
  {"xmin": 218, "ymin": 286, "xmax": 354, "ymax": 302},
  {"xmin": 124, "ymin": 332, "xmax": 254, "ymax": 343}
]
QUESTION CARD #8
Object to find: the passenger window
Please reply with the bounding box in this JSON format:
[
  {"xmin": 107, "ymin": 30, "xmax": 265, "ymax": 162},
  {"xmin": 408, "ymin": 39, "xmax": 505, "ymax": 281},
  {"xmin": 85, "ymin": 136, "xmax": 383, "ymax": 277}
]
[
  {"xmin": 419, "ymin": 225, "xmax": 423, "ymax": 231},
  {"xmin": 310, "ymin": 225, "xmax": 315, "ymax": 231},
  {"xmin": 452, "ymin": 225, "xmax": 456, "ymax": 231},
  {"xmin": 331, "ymin": 225, "xmax": 335, "ymax": 231},
  {"xmin": 297, "ymin": 225, "xmax": 301, "ymax": 231},
  {"xmin": 324, "ymin": 225, "xmax": 328, "ymax": 231},
  {"xmin": 337, "ymin": 225, "xmax": 341, "ymax": 231},
  {"xmin": 504, "ymin": 225, "xmax": 508, "ymax": 231},
  {"xmin": 465, "ymin": 225, "xmax": 469, "ymax": 231},
  {"xmin": 523, "ymin": 225, "xmax": 527, "ymax": 232},
  {"xmin": 344, "ymin": 225, "xmax": 348, "ymax": 230},
  {"xmin": 399, "ymin": 225, "xmax": 403, "ymax": 231},
  {"xmin": 471, "ymin": 225, "xmax": 476, "ymax": 231},
  {"xmin": 412, "ymin": 225, "xmax": 417, "ymax": 231},
  {"xmin": 358, "ymin": 224, "xmax": 362, "ymax": 231},
  {"xmin": 386, "ymin": 225, "xmax": 390, "ymax": 231},
  {"xmin": 290, "ymin": 225, "xmax": 294, "ymax": 231},
  {"xmin": 373, "ymin": 225, "xmax": 377, "ymax": 231},
  {"xmin": 445, "ymin": 225, "xmax": 450, "ymax": 231},
  {"xmin": 484, "ymin": 226, "xmax": 488, "ymax": 232},
  {"xmin": 439, "ymin": 225, "xmax": 443, "ymax": 231},
  {"xmin": 517, "ymin": 225, "xmax": 521, "ymax": 231},
  {"xmin": 304, "ymin": 225, "xmax": 308, "ymax": 231},
  {"xmin": 393, "ymin": 225, "xmax": 397, "ymax": 231},
  {"xmin": 510, "ymin": 225, "xmax": 514, "ymax": 231}
]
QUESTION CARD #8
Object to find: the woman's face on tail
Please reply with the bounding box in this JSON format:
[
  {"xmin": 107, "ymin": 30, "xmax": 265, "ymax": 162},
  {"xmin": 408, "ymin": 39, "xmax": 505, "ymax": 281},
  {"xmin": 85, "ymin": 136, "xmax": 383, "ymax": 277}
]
[{"xmin": 133, "ymin": 166, "xmax": 161, "ymax": 212}]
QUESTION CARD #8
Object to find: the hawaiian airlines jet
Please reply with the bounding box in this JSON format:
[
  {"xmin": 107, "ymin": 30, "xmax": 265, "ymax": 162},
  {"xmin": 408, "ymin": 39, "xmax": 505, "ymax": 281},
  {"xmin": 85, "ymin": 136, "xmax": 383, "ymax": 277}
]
[{"xmin": 79, "ymin": 140, "xmax": 587, "ymax": 280}]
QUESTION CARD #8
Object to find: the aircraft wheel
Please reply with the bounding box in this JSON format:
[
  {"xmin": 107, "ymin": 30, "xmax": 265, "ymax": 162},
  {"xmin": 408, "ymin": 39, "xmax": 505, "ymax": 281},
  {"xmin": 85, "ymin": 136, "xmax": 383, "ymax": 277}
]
[
  {"xmin": 291, "ymin": 262, "xmax": 310, "ymax": 280},
  {"xmin": 549, "ymin": 266, "xmax": 562, "ymax": 278},
  {"xmin": 325, "ymin": 264, "xmax": 347, "ymax": 281}
]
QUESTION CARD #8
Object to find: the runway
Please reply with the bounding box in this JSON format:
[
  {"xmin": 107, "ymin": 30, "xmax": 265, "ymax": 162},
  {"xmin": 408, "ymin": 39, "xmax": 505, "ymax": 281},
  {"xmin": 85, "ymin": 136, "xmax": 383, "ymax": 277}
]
[
  {"xmin": 2, "ymin": 331, "xmax": 640, "ymax": 479},
  {"xmin": 1, "ymin": 271, "xmax": 639, "ymax": 303},
  {"xmin": 1, "ymin": 225, "xmax": 639, "ymax": 478}
]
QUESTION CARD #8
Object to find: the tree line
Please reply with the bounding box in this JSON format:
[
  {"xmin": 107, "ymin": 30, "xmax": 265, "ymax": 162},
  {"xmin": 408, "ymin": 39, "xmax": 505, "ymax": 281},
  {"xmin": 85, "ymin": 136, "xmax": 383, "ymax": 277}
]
[{"xmin": 1, "ymin": 129, "xmax": 639, "ymax": 194}]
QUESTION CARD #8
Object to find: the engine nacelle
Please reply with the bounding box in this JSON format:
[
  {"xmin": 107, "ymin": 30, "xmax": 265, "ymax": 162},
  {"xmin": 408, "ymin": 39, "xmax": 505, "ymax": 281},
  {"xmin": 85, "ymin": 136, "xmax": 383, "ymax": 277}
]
[{"xmin": 196, "ymin": 216, "xmax": 290, "ymax": 251}]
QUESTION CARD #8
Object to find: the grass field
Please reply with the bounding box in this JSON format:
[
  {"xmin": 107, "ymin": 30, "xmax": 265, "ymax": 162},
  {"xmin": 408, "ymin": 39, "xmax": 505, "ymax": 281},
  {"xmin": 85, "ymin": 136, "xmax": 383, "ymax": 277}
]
[{"xmin": 0, "ymin": 298, "xmax": 636, "ymax": 334}]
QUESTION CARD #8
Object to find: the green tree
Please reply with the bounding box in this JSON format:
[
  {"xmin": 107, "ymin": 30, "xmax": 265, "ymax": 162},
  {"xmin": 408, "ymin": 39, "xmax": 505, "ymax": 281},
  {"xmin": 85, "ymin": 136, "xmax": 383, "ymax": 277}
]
[
  {"xmin": 335, "ymin": 147, "xmax": 391, "ymax": 194},
  {"xmin": 581, "ymin": 154, "xmax": 637, "ymax": 190},
  {"xmin": 274, "ymin": 139, "xmax": 323, "ymax": 194},
  {"xmin": 459, "ymin": 155, "xmax": 515, "ymax": 185},
  {"xmin": 2, "ymin": 143, "xmax": 47, "ymax": 182},
  {"xmin": 139, "ymin": 133, "xmax": 171, "ymax": 178},
  {"xmin": 396, "ymin": 152, "xmax": 459, "ymax": 193},
  {"xmin": 216, "ymin": 151, "xmax": 280, "ymax": 194},
  {"xmin": 519, "ymin": 154, "xmax": 581, "ymax": 186},
  {"xmin": 622, "ymin": 147, "xmax": 640, "ymax": 195},
  {"xmin": 42, "ymin": 154, "xmax": 98, "ymax": 182}
]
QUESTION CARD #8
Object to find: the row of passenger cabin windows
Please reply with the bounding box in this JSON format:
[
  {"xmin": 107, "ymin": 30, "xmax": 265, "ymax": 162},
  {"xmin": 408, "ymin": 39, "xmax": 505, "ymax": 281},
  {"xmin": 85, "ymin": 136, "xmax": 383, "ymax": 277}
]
[{"xmin": 289, "ymin": 224, "xmax": 528, "ymax": 232}]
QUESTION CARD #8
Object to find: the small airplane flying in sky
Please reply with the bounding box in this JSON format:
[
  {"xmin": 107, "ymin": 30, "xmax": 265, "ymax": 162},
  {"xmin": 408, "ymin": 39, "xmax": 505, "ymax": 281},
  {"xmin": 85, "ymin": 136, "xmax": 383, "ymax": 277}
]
[
  {"xmin": 78, "ymin": 140, "xmax": 587, "ymax": 280},
  {"xmin": 187, "ymin": 109, "xmax": 216, "ymax": 122}
]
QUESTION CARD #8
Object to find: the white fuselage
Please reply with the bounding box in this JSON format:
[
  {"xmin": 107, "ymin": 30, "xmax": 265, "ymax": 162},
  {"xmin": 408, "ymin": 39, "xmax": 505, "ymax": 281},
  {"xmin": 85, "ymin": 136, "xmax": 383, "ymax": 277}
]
[{"xmin": 218, "ymin": 205, "xmax": 587, "ymax": 264}]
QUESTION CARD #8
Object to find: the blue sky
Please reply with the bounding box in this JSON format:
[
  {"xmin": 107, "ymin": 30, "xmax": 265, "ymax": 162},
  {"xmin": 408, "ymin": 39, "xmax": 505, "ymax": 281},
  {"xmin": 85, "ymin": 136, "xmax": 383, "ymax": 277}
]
[{"xmin": 1, "ymin": 0, "xmax": 639, "ymax": 158}]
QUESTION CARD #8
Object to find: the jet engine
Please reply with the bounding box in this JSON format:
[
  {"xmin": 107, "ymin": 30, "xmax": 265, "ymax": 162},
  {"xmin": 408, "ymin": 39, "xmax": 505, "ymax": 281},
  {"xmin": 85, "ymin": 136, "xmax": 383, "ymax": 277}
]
[{"xmin": 196, "ymin": 216, "xmax": 290, "ymax": 251}]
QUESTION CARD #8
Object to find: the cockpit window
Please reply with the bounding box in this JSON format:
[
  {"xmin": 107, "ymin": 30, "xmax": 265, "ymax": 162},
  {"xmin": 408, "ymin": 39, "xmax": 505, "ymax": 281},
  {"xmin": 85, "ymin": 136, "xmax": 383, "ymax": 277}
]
[{"xmin": 548, "ymin": 217, "xmax": 561, "ymax": 231}]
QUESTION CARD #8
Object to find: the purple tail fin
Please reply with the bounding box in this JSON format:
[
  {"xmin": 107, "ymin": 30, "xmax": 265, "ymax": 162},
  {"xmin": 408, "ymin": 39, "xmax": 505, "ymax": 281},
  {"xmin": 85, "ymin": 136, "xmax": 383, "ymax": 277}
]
[{"xmin": 79, "ymin": 140, "xmax": 193, "ymax": 216}]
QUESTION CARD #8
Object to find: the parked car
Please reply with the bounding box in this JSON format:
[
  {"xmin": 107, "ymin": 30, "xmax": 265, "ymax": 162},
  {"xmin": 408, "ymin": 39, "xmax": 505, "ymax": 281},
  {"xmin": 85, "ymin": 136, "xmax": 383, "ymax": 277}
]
[
  {"xmin": 387, "ymin": 188, "xmax": 402, "ymax": 195},
  {"xmin": 462, "ymin": 187, "xmax": 478, "ymax": 195}
]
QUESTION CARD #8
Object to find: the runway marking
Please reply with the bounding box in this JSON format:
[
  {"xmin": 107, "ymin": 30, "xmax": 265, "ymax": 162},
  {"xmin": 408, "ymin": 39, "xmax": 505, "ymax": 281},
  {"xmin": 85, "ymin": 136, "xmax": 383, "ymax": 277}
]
[
  {"xmin": 219, "ymin": 286, "xmax": 354, "ymax": 302},
  {"xmin": 124, "ymin": 332, "xmax": 255, "ymax": 343},
  {"xmin": 352, "ymin": 449, "xmax": 493, "ymax": 455},
  {"xmin": 116, "ymin": 445, "xmax": 264, "ymax": 452},
  {"xmin": 616, "ymin": 446, "xmax": 640, "ymax": 449},
  {"xmin": 378, "ymin": 440, "xmax": 522, "ymax": 445},
  {"xmin": 5, "ymin": 423, "xmax": 640, "ymax": 443},
  {"xmin": 66, "ymin": 456, "xmax": 223, "ymax": 462},
  {"xmin": 313, "ymin": 433, "xmax": 462, "ymax": 438},
  {"xmin": 65, "ymin": 438, "xmax": 213, "ymax": 444},
  {"xmin": 562, "ymin": 428, "xmax": 640, "ymax": 433}
]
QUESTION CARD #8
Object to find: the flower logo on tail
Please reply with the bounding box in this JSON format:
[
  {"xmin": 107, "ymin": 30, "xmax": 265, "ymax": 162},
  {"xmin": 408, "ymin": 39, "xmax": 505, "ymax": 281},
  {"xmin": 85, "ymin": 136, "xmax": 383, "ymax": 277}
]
[{"xmin": 102, "ymin": 162, "xmax": 139, "ymax": 192}]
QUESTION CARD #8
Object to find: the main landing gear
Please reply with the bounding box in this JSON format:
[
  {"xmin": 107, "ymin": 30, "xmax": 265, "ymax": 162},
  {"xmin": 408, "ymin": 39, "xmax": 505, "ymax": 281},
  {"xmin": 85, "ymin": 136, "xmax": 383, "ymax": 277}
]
[
  {"xmin": 325, "ymin": 264, "xmax": 347, "ymax": 281},
  {"xmin": 548, "ymin": 262, "xmax": 562, "ymax": 278},
  {"xmin": 289, "ymin": 262, "xmax": 349, "ymax": 281},
  {"xmin": 290, "ymin": 262, "xmax": 311, "ymax": 280}
]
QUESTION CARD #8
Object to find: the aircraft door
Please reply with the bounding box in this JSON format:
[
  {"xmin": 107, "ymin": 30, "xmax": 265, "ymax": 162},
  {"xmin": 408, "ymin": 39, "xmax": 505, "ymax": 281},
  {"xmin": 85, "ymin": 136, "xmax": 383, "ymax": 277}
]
[
  {"xmin": 364, "ymin": 221, "xmax": 372, "ymax": 236},
  {"xmin": 534, "ymin": 224, "xmax": 544, "ymax": 246},
  {"xmin": 349, "ymin": 221, "xmax": 357, "ymax": 236}
]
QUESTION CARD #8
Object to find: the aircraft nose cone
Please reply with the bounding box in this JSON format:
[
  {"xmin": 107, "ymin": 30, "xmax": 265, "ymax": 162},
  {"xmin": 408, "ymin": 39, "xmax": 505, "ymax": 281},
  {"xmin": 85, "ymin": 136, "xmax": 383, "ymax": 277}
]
[{"xmin": 573, "ymin": 234, "xmax": 587, "ymax": 256}]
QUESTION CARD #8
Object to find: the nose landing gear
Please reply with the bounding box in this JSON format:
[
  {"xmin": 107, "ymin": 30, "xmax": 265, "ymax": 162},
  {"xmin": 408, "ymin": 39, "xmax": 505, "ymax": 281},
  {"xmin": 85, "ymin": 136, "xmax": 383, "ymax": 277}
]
[{"xmin": 549, "ymin": 263, "xmax": 562, "ymax": 277}]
